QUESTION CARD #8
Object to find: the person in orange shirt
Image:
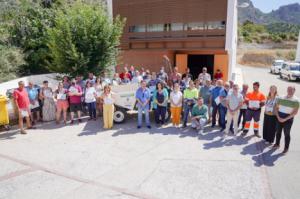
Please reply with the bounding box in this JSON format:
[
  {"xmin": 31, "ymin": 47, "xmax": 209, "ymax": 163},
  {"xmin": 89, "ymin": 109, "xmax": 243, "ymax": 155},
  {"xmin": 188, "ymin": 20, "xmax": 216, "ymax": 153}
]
[{"xmin": 241, "ymin": 82, "xmax": 266, "ymax": 137}]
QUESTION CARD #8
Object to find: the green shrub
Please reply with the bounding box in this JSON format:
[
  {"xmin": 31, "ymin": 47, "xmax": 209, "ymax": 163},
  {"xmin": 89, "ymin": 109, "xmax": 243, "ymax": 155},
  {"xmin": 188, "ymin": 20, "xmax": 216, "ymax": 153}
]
[
  {"xmin": 0, "ymin": 45, "xmax": 25, "ymax": 82},
  {"xmin": 47, "ymin": 2, "xmax": 125, "ymax": 77}
]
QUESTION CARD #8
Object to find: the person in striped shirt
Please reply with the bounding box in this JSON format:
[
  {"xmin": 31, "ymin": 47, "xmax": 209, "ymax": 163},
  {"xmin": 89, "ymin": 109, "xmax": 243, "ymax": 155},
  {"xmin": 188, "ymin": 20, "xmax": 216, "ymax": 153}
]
[{"xmin": 273, "ymin": 86, "xmax": 299, "ymax": 154}]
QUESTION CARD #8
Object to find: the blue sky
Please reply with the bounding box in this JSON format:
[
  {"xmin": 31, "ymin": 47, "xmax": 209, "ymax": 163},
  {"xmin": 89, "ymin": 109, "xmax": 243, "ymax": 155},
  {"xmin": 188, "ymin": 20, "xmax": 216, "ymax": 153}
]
[{"xmin": 251, "ymin": 0, "xmax": 300, "ymax": 13}]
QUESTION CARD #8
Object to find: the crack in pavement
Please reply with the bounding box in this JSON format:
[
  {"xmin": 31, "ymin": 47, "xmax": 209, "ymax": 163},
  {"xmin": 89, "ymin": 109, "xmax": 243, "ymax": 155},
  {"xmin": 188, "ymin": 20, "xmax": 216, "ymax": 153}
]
[{"xmin": 0, "ymin": 153, "xmax": 159, "ymax": 199}]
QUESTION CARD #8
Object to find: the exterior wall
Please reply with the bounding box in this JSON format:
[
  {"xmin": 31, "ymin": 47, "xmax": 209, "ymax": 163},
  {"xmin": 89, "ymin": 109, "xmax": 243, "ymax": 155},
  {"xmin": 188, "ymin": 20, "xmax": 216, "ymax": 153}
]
[
  {"xmin": 113, "ymin": 0, "xmax": 234, "ymax": 80},
  {"xmin": 116, "ymin": 50, "xmax": 175, "ymax": 73},
  {"xmin": 113, "ymin": 0, "xmax": 228, "ymax": 50}
]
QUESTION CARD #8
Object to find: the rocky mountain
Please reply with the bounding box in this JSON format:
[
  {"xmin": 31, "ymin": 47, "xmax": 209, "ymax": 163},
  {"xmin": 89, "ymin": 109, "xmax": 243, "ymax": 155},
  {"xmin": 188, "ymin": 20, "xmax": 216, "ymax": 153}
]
[{"xmin": 238, "ymin": 0, "xmax": 300, "ymax": 25}]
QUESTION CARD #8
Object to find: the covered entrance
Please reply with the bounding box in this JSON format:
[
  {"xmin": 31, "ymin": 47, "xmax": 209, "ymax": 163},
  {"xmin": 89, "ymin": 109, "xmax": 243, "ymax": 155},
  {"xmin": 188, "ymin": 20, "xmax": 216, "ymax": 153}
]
[
  {"xmin": 175, "ymin": 52, "xmax": 228, "ymax": 81},
  {"xmin": 187, "ymin": 55, "xmax": 214, "ymax": 80}
]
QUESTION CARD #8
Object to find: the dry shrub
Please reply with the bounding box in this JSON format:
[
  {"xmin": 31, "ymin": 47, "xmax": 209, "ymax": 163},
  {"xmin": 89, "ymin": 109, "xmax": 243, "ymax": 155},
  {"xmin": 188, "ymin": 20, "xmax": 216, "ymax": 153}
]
[{"xmin": 240, "ymin": 52, "xmax": 275, "ymax": 67}]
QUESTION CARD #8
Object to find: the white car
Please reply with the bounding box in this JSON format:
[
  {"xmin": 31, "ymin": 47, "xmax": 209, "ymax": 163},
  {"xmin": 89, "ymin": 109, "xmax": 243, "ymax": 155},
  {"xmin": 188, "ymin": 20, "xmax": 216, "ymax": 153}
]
[
  {"xmin": 270, "ymin": 60, "xmax": 284, "ymax": 74},
  {"xmin": 279, "ymin": 62, "xmax": 300, "ymax": 81}
]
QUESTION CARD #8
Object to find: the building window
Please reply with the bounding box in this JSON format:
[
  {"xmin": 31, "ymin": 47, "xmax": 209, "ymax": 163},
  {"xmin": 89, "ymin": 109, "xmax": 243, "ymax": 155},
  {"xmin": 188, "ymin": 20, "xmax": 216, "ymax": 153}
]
[
  {"xmin": 129, "ymin": 25, "xmax": 146, "ymax": 33},
  {"xmin": 171, "ymin": 23, "xmax": 184, "ymax": 31},
  {"xmin": 207, "ymin": 21, "xmax": 226, "ymax": 30},
  {"xmin": 147, "ymin": 24, "xmax": 164, "ymax": 32},
  {"xmin": 186, "ymin": 22, "xmax": 205, "ymax": 31}
]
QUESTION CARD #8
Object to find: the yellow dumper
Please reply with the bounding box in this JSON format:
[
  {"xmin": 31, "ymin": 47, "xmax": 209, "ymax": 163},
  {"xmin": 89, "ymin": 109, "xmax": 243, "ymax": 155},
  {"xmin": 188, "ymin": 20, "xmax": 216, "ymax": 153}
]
[{"xmin": 0, "ymin": 95, "xmax": 10, "ymax": 130}]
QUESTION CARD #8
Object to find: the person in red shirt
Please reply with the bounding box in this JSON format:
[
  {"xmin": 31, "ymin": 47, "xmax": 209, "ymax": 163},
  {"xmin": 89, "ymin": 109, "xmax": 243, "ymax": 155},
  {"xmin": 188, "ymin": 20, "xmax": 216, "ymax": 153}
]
[
  {"xmin": 13, "ymin": 81, "xmax": 34, "ymax": 134},
  {"xmin": 68, "ymin": 79, "xmax": 83, "ymax": 124},
  {"xmin": 214, "ymin": 69, "xmax": 223, "ymax": 80},
  {"xmin": 169, "ymin": 67, "xmax": 182, "ymax": 85},
  {"xmin": 119, "ymin": 66, "xmax": 132, "ymax": 81},
  {"xmin": 242, "ymin": 82, "xmax": 266, "ymax": 137}
]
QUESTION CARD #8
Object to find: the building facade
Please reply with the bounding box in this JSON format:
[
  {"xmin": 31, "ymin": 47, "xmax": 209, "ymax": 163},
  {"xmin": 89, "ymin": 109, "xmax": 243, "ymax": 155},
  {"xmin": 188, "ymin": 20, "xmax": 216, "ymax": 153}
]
[{"xmin": 113, "ymin": 0, "xmax": 237, "ymax": 80}]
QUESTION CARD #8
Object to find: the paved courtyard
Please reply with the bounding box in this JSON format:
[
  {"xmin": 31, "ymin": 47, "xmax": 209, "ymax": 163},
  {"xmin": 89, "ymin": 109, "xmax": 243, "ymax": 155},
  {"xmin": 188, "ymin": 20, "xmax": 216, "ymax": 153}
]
[{"xmin": 0, "ymin": 65, "xmax": 299, "ymax": 199}]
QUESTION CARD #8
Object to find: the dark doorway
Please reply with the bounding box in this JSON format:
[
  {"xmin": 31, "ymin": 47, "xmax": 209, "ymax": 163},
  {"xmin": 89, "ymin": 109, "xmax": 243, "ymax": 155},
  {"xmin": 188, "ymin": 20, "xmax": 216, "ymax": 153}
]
[{"xmin": 188, "ymin": 55, "xmax": 214, "ymax": 80}]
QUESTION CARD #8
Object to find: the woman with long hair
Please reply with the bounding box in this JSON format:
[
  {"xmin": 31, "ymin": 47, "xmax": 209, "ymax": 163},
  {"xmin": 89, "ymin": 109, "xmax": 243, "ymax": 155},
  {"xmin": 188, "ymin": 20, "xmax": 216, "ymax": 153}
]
[
  {"xmin": 94, "ymin": 77, "xmax": 103, "ymax": 117},
  {"xmin": 263, "ymin": 85, "xmax": 278, "ymax": 144},
  {"xmin": 101, "ymin": 85, "xmax": 115, "ymax": 129},
  {"xmin": 153, "ymin": 82, "xmax": 169, "ymax": 126},
  {"xmin": 40, "ymin": 81, "xmax": 56, "ymax": 122},
  {"xmin": 85, "ymin": 81, "xmax": 97, "ymax": 121}
]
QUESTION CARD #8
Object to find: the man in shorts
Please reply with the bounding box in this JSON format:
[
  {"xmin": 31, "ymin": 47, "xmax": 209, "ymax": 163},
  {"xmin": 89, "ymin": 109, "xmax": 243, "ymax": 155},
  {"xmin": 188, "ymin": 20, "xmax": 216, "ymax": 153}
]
[
  {"xmin": 13, "ymin": 81, "xmax": 35, "ymax": 134},
  {"xmin": 27, "ymin": 82, "xmax": 41, "ymax": 125},
  {"xmin": 68, "ymin": 79, "xmax": 83, "ymax": 124}
]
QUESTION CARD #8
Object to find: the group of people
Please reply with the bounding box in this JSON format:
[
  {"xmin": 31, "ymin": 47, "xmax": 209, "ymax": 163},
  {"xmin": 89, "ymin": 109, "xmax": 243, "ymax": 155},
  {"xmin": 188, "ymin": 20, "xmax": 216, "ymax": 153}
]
[
  {"xmin": 13, "ymin": 72, "xmax": 116, "ymax": 134},
  {"xmin": 12, "ymin": 65, "xmax": 299, "ymax": 154}
]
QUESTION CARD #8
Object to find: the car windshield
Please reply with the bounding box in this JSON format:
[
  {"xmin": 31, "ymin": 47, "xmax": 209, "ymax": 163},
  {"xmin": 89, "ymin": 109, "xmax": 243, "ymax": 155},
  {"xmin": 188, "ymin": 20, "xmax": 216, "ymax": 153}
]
[
  {"xmin": 290, "ymin": 65, "xmax": 300, "ymax": 71},
  {"xmin": 273, "ymin": 62, "xmax": 283, "ymax": 66}
]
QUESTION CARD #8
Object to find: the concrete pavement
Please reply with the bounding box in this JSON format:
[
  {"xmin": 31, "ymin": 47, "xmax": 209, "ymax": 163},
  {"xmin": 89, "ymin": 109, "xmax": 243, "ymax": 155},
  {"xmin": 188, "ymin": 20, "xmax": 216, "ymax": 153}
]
[
  {"xmin": 241, "ymin": 65, "xmax": 300, "ymax": 199},
  {"xmin": 0, "ymin": 65, "xmax": 299, "ymax": 199}
]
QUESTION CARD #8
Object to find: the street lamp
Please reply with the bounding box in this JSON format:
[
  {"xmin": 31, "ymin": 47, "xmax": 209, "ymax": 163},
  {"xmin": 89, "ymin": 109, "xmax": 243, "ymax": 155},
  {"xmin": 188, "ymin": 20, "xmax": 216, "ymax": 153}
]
[{"xmin": 237, "ymin": 2, "xmax": 250, "ymax": 8}]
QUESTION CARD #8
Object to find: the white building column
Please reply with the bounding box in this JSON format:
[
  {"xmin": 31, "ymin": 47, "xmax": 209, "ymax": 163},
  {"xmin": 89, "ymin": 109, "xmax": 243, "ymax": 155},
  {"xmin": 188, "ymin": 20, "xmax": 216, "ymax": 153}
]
[
  {"xmin": 106, "ymin": 0, "xmax": 113, "ymax": 19},
  {"xmin": 296, "ymin": 31, "xmax": 300, "ymax": 62},
  {"xmin": 104, "ymin": 0, "xmax": 115, "ymax": 76},
  {"xmin": 225, "ymin": 0, "xmax": 238, "ymax": 81}
]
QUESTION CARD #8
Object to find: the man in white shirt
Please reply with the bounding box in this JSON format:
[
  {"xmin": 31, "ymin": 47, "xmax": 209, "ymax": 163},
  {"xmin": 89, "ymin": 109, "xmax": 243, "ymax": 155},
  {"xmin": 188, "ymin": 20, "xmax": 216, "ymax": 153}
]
[
  {"xmin": 225, "ymin": 84, "xmax": 243, "ymax": 135},
  {"xmin": 131, "ymin": 71, "xmax": 143, "ymax": 84},
  {"xmin": 198, "ymin": 67, "xmax": 211, "ymax": 84}
]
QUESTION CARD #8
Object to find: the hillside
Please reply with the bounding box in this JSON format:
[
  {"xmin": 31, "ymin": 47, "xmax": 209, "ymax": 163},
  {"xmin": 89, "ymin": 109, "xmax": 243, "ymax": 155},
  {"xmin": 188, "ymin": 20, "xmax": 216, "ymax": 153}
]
[{"xmin": 238, "ymin": 0, "xmax": 300, "ymax": 25}]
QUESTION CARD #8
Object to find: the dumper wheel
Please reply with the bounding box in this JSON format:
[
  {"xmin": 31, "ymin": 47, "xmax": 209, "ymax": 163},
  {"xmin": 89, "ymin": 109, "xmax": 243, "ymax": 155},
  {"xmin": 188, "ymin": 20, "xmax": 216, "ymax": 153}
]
[
  {"xmin": 4, "ymin": 125, "xmax": 11, "ymax": 131},
  {"xmin": 114, "ymin": 107, "xmax": 127, "ymax": 124}
]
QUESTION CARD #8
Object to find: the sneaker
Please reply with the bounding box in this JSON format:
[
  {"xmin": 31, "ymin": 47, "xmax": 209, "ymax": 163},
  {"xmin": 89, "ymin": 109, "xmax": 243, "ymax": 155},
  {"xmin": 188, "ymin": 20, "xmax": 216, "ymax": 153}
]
[
  {"xmin": 220, "ymin": 128, "xmax": 225, "ymax": 132},
  {"xmin": 27, "ymin": 126, "xmax": 36, "ymax": 130},
  {"xmin": 241, "ymin": 132, "xmax": 247, "ymax": 137},
  {"xmin": 137, "ymin": 126, "xmax": 141, "ymax": 129},
  {"xmin": 272, "ymin": 144, "xmax": 280, "ymax": 149},
  {"xmin": 265, "ymin": 141, "xmax": 270, "ymax": 145},
  {"xmin": 282, "ymin": 149, "xmax": 289, "ymax": 154},
  {"xmin": 147, "ymin": 125, "xmax": 152, "ymax": 129},
  {"xmin": 70, "ymin": 120, "xmax": 74, "ymax": 124},
  {"xmin": 254, "ymin": 133, "xmax": 261, "ymax": 138},
  {"xmin": 20, "ymin": 129, "xmax": 27, "ymax": 134},
  {"xmin": 182, "ymin": 124, "xmax": 187, "ymax": 128},
  {"xmin": 198, "ymin": 130, "xmax": 204, "ymax": 134}
]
